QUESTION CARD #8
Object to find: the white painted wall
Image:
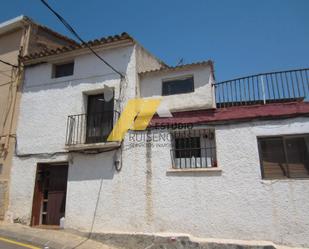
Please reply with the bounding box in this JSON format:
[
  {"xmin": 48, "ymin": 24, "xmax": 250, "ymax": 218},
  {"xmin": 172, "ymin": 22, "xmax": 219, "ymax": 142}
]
[
  {"xmin": 139, "ymin": 65, "xmax": 214, "ymax": 112},
  {"xmin": 9, "ymin": 43, "xmax": 163, "ymax": 224},
  {"xmin": 8, "ymin": 40, "xmax": 309, "ymax": 248},
  {"xmin": 135, "ymin": 45, "xmax": 163, "ymax": 74},
  {"xmin": 9, "ymin": 154, "xmax": 69, "ymax": 222},
  {"xmin": 17, "ymin": 45, "xmax": 135, "ymax": 155},
  {"xmin": 65, "ymin": 117, "xmax": 309, "ymax": 247},
  {"xmin": 9, "ymin": 44, "xmax": 137, "ymax": 221}
]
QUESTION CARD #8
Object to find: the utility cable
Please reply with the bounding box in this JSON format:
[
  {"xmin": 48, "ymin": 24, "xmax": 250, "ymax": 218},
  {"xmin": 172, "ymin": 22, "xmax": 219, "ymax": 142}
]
[
  {"xmin": 0, "ymin": 59, "xmax": 18, "ymax": 68},
  {"xmin": 39, "ymin": 0, "xmax": 124, "ymax": 79}
]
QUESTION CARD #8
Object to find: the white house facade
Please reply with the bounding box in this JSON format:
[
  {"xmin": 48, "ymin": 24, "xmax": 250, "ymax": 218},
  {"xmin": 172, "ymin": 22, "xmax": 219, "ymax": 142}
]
[{"xmin": 7, "ymin": 32, "xmax": 309, "ymax": 247}]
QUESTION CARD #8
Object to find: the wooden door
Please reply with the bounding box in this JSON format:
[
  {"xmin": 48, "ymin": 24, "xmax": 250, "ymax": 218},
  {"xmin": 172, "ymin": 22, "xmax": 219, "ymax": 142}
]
[
  {"xmin": 31, "ymin": 168, "xmax": 44, "ymax": 226},
  {"xmin": 45, "ymin": 166, "xmax": 68, "ymax": 225},
  {"xmin": 31, "ymin": 164, "xmax": 68, "ymax": 226}
]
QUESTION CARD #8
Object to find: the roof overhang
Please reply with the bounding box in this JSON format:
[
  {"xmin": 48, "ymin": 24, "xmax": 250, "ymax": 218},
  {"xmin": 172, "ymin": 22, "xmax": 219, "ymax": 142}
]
[
  {"xmin": 150, "ymin": 101, "xmax": 309, "ymax": 127},
  {"xmin": 139, "ymin": 60, "xmax": 214, "ymax": 77},
  {"xmin": 21, "ymin": 32, "xmax": 137, "ymax": 66},
  {"xmin": 22, "ymin": 38, "xmax": 135, "ymax": 66},
  {"xmin": 0, "ymin": 15, "xmax": 28, "ymax": 36}
]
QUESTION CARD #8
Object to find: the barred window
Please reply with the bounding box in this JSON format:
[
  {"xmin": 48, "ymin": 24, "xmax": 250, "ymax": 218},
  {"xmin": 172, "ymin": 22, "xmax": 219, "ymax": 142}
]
[
  {"xmin": 258, "ymin": 134, "xmax": 309, "ymax": 179},
  {"xmin": 171, "ymin": 129, "xmax": 217, "ymax": 169}
]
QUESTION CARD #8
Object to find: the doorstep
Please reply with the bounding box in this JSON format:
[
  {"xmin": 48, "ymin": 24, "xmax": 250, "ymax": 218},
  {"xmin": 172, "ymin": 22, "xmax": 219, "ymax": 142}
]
[{"xmin": 33, "ymin": 225, "xmax": 61, "ymax": 230}]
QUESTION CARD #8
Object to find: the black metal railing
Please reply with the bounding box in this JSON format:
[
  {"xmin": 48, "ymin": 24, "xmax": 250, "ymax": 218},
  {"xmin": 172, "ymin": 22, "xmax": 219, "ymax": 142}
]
[
  {"xmin": 65, "ymin": 111, "xmax": 120, "ymax": 146},
  {"xmin": 213, "ymin": 68, "xmax": 309, "ymax": 108},
  {"xmin": 170, "ymin": 129, "xmax": 217, "ymax": 169},
  {"xmin": 171, "ymin": 147, "xmax": 217, "ymax": 169}
]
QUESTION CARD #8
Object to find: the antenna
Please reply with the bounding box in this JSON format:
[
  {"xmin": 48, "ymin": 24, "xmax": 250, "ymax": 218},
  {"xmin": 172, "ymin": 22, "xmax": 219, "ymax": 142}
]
[{"xmin": 176, "ymin": 58, "xmax": 184, "ymax": 66}]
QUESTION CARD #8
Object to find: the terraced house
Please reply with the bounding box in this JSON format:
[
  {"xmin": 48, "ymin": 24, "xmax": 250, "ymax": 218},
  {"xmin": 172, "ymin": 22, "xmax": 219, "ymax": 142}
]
[
  {"xmin": 0, "ymin": 16, "xmax": 77, "ymax": 220},
  {"xmin": 6, "ymin": 28, "xmax": 309, "ymax": 247}
]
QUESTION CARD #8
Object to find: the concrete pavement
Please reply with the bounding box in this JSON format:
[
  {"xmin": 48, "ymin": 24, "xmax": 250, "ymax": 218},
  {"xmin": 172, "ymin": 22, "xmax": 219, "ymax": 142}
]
[
  {"xmin": 0, "ymin": 236, "xmax": 41, "ymax": 249},
  {"xmin": 0, "ymin": 222, "xmax": 307, "ymax": 249},
  {"xmin": 0, "ymin": 222, "xmax": 115, "ymax": 249}
]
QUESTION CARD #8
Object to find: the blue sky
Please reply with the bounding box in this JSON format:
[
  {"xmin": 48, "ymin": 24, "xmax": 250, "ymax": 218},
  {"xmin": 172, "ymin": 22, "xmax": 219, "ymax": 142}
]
[{"xmin": 1, "ymin": 0, "xmax": 308, "ymax": 81}]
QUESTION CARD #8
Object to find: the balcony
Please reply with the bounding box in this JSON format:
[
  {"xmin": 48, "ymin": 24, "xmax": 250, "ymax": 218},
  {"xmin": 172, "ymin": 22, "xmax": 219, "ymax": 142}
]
[
  {"xmin": 213, "ymin": 68, "xmax": 309, "ymax": 108},
  {"xmin": 65, "ymin": 111, "xmax": 120, "ymax": 152}
]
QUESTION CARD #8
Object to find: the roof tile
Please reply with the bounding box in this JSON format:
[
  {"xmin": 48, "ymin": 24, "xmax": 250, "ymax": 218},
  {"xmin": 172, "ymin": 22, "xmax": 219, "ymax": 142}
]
[
  {"xmin": 139, "ymin": 60, "xmax": 213, "ymax": 75},
  {"xmin": 21, "ymin": 32, "xmax": 134, "ymax": 62}
]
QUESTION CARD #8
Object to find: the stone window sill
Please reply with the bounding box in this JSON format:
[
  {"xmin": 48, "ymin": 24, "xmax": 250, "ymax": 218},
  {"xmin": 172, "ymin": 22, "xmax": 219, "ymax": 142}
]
[{"xmin": 167, "ymin": 167, "xmax": 222, "ymax": 173}]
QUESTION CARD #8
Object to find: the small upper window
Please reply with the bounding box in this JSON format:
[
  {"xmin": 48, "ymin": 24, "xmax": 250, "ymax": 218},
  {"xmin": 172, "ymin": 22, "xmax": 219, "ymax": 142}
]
[
  {"xmin": 53, "ymin": 62, "xmax": 74, "ymax": 78},
  {"xmin": 162, "ymin": 76, "xmax": 194, "ymax": 96},
  {"xmin": 258, "ymin": 135, "xmax": 309, "ymax": 179}
]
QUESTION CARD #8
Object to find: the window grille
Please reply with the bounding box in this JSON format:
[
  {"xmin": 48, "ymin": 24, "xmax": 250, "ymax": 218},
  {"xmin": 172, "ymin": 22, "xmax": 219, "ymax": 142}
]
[{"xmin": 171, "ymin": 129, "xmax": 217, "ymax": 169}]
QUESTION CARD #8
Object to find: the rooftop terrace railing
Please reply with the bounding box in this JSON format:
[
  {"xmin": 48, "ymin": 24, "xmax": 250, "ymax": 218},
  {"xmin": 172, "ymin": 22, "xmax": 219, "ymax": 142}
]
[{"xmin": 213, "ymin": 68, "xmax": 309, "ymax": 108}]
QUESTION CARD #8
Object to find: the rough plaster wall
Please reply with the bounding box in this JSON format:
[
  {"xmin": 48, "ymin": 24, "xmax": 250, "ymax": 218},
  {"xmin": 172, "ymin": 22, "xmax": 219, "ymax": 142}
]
[
  {"xmin": 0, "ymin": 29, "xmax": 22, "ymax": 65},
  {"xmin": 135, "ymin": 45, "xmax": 163, "ymax": 74},
  {"xmin": 9, "ymin": 36, "xmax": 309, "ymax": 247},
  {"xmin": 27, "ymin": 25, "xmax": 76, "ymax": 55},
  {"xmin": 65, "ymin": 118, "xmax": 309, "ymax": 247},
  {"xmin": 0, "ymin": 29, "xmax": 23, "ymax": 219},
  {"xmin": 65, "ymin": 139, "xmax": 149, "ymax": 232},
  {"xmin": 8, "ymin": 154, "xmax": 68, "ymax": 223},
  {"xmin": 140, "ymin": 65, "xmax": 214, "ymax": 111},
  {"xmin": 16, "ymin": 45, "xmax": 134, "ymax": 155},
  {"xmin": 135, "ymin": 45, "xmax": 164, "ymax": 98},
  {"xmin": 9, "ymin": 44, "xmax": 138, "ymax": 221},
  {"xmin": 0, "ymin": 25, "xmax": 77, "ymax": 219},
  {"xmin": 0, "ymin": 29, "xmax": 22, "ymax": 135},
  {"xmin": 214, "ymin": 118, "xmax": 309, "ymax": 247}
]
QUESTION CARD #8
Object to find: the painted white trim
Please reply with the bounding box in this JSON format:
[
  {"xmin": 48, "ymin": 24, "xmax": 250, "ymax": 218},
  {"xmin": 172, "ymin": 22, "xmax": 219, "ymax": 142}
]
[
  {"xmin": 0, "ymin": 16, "xmax": 26, "ymax": 36},
  {"xmin": 167, "ymin": 167, "xmax": 222, "ymax": 173}
]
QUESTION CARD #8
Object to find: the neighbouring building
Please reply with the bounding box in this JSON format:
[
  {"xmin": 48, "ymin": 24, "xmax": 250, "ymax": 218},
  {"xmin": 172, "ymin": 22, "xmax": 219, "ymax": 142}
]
[
  {"xmin": 7, "ymin": 30, "xmax": 309, "ymax": 248},
  {"xmin": 0, "ymin": 15, "xmax": 78, "ymax": 219}
]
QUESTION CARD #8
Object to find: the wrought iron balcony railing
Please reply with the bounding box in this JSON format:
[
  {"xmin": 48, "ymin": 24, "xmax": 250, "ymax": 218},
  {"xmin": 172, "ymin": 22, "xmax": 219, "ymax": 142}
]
[
  {"xmin": 65, "ymin": 111, "xmax": 120, "ymax": 146},
  {"xmin": 213, "ymin": 68, "xmax": 309, "ymax": 108}
]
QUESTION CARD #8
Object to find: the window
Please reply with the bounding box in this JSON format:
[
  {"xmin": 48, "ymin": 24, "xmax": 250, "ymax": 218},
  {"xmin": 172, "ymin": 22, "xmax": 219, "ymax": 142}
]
[
  {"xmin": 53, "ymin": 62, "xmax": 74, "ymax": 78},
  {"xmin": 258, "ymin": 135, "xmax": 309, "ymax": 179},
  {"xmin": 162, "ymin": 76, "xmax": 194, "ymax": 96},
  {"xmin": 175, "ymin": 137, "xmax": 201, "ymax": 158},
  {"xmin": 171, "ymin": 129, "xmax": 217, "ymax": 169},
  {"xmin": 86, "ymin": 93, "xmax": 114, "ymax": 144}
]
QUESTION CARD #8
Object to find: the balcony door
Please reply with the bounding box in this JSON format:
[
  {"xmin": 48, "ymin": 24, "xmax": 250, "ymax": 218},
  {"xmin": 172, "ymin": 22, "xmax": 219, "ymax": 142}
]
[{"xmin": 86, "ymin": 93, "xmax": 114, "ymax": 143}]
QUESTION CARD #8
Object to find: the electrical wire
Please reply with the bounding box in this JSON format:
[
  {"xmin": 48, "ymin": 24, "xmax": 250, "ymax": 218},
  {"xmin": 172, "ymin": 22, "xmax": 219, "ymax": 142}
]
[
  {"xmin": 39, "ymin": 0, "xmax": 125, "ymax": 79},
  {"xmin": 0, "ymin": 81, "xmax": 13, "ymax": 87},
  {"xmin": 0, "ymin": 59, "xmax": 18, "ymax": 68}
]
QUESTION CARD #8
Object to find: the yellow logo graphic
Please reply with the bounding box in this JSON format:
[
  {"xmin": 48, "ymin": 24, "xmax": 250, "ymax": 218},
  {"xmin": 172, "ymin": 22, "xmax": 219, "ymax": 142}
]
[{"xmin": 107, "ymin": 98, "xmax": 161, "ymax": 142}]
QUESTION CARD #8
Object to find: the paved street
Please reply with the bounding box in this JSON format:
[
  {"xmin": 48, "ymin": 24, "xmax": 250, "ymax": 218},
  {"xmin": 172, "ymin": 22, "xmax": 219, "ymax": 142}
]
[
  {"xmin": 0, "ymin": 237, "xmax": 40, "ymax": 249},
  {"xmin": 0, "ymin": 223, "xmax": 117, "ymax": 249}
]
